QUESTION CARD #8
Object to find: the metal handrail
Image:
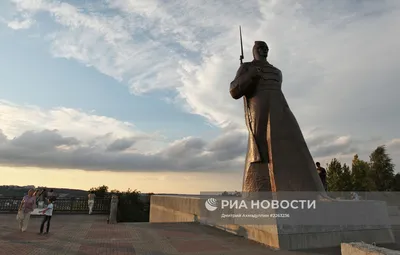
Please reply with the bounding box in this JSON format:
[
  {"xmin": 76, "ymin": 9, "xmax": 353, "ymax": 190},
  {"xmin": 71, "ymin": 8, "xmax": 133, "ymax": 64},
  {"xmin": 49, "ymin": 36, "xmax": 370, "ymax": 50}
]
[{"xmin": 0, "ymin": 196, "xmax": 111, "ymax": 214}]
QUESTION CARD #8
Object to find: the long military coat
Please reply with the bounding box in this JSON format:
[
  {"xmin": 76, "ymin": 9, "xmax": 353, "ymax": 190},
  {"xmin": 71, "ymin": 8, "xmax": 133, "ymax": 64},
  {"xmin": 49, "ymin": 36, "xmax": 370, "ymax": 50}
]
[{"xmin": 230, "ymin": 60, "xmax": 326, "ymax": 192}]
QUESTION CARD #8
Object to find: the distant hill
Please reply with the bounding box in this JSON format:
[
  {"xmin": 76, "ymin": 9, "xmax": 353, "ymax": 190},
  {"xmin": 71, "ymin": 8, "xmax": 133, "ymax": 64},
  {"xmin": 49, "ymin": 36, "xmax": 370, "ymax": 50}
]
[
  {"xmin": 0, "ymin": 185, "xmax": 158, "ymax": 198},
  {"xmin": 0, "ymin": 185, "xmax": 32, "ymax": 197},
  {"xmin": 0, "ymin": 185, "xmax": 89, "ymax": 198}
]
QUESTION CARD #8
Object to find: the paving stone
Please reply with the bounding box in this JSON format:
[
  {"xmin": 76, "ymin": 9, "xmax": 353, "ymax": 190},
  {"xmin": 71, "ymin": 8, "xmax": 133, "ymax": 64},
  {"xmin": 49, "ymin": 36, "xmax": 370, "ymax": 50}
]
[
  {"xmin": 170, "ymin": 239, "xmax": 231, "ymax": 253},
  {"xmin": 78, "ymin": 242, "xmax": 135, "ymax": 255}
]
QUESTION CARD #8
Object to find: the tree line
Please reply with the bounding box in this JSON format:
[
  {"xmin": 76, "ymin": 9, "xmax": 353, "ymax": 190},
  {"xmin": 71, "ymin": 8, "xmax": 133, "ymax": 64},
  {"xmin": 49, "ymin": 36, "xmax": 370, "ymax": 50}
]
[
  {"xmin": 88, "ymin": 185, "xmax": 152, "ymax": 222},
  {"xmin": 326, "ymin": 145, "xmax": 400, "ymax": 192}
]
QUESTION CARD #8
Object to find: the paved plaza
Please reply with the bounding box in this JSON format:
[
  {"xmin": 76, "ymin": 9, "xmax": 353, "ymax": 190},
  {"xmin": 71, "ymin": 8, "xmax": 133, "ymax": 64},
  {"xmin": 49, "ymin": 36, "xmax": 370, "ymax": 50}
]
[{"xmin": 0, "ymin": 214, "xmax": 338, "ymax": 255}]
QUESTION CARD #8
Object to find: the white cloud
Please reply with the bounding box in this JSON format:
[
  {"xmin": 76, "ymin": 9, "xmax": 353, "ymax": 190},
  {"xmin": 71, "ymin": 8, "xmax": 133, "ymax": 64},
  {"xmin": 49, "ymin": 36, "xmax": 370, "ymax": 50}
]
[
  {"xmin": 3, "ymin": 4, "xmax": 36, "ymax": 30},
  {"xmin": 3, "ymin": 0, "xmax": 400, "ymax": 171},
  {"xmin": 1, "ymin": 101, "xmax": 391, "ymax": 172},
  {"xmin": 7, "ymin": 18, "xmax": 34, "ymax": 29},
  {"xmin": 0, "ymin": 100, "xmax": 163, "ymax": 152}
]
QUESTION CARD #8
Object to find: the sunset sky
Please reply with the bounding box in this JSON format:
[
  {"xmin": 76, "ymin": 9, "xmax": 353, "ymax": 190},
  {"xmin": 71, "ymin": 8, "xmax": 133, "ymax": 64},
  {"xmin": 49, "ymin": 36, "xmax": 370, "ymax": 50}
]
[{"xmin": 1, "ymin": 0, "xmax": 400, "ymax": 193}]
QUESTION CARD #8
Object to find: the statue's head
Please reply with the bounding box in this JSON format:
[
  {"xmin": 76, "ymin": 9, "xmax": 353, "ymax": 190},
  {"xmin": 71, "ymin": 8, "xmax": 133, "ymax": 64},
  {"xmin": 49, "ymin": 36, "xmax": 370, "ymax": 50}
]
[{"xmin": 253, "ymin": 41, "xmax": 269, "ymax": 61}]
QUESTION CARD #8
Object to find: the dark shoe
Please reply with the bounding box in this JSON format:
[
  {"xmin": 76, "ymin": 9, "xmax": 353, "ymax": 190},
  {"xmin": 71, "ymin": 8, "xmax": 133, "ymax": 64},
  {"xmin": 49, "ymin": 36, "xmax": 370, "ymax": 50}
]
[{"xmin": 44, "ymin": 232, "xmax": 48, "ymax": 235}]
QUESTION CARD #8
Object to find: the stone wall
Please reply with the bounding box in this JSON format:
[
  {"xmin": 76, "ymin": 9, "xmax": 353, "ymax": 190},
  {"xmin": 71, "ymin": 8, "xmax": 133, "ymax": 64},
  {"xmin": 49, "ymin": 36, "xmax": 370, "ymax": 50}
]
[
  {"xmin": 150, "ymin": 195, "xmax": 201, "ymax": 223},
  {"xmin": 150, "ymin": 195, "xmax": 395, "ymax": 250},
  {"xmin": 341, "ymin": 242, "xmax": 400, "ymax": 255},
  {"xmin": 388, "ymin": 206, "xmax": 400, "ymax": 225}
]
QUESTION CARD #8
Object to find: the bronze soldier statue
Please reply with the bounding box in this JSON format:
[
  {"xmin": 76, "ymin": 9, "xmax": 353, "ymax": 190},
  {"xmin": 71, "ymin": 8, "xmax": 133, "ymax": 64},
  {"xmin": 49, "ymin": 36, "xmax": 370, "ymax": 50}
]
[{"xmin": 230, "ymin": 36, "xmax": 326, "ymax": 194}]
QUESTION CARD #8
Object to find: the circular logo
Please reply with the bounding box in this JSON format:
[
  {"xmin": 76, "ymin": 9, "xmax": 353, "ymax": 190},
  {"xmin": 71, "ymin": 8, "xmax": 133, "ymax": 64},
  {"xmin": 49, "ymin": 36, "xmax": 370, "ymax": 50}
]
[{"xmin": 205, "ymin": 198, "xmax": 218, "ymax": 211}]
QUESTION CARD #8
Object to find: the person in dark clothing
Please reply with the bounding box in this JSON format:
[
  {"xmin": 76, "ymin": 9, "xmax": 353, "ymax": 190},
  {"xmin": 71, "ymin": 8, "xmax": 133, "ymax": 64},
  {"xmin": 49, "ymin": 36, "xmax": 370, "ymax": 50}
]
[
  {"xmin": 316, "ymin": 162, "xmax": 327, "ymax": 191},
  {"xmin": 38, "ymin": 197, "xmax": 54, "ymax": 234}
]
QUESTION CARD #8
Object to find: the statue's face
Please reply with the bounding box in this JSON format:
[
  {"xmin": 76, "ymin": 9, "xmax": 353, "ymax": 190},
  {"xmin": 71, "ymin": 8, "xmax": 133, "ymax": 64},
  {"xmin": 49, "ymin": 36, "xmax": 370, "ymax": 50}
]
[
  {"xmin": 257, "ymin": 44, "xmax": 268, "ymax": 58},
  {"xmin": 253, "ymin": 41, "xmax": 269, "ymax": 60}
]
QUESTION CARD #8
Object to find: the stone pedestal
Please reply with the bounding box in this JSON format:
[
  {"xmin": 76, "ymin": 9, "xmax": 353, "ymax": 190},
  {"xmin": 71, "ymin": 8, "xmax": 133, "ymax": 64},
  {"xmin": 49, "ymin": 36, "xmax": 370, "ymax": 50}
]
[
  {"xmin": 150, "ymin": 195, "xmax": 395, "ymax": 250},
  {"xmin": 209, "ymin": 199, "xmax": 395, "ymax": 250}
]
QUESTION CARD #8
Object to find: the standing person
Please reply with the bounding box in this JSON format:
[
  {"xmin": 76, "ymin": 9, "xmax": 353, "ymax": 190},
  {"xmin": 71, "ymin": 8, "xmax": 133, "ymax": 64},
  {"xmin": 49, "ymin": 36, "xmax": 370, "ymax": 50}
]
[
  {"xmin": 316, "ymin": 162, "xmax": 327, "ymax": 191},
  {"xmin": 38, "ymin": 197, "xmax": 54, "ymax": 234},
  {"xmin": 35, "ymin": 189, "xmax": 43, "ymax": 208},
  {"xmin": 47, "ymin": 189, "xmax": 55, "ymax": 199},
  {"xmin": 38, "ymin": 188, "xmax": 47, "ymax": 208},
  {"xmin": 88, "ymin": 191, "xmax": 96, "ymax": 215},
  {"xmin": 17, "ymin": 189, "xmax": 37, "ymax": 232}
]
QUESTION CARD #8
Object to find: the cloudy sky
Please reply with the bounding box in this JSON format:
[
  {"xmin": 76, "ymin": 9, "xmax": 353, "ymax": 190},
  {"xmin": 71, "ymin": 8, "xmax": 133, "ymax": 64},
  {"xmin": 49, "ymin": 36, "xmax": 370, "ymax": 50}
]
[{"xmin": 0, "ymin": 0, "xmax": 399, "ymax": 193}]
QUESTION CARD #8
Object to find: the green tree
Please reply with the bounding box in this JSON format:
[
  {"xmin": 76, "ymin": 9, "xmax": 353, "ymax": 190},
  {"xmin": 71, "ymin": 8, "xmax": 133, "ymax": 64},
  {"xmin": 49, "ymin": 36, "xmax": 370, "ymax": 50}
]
[
  {"xmin": 391, "ymin": 173, "xmax": 400, "ymax": 191},
  {"xmin": 89, "ymin": 185, "xmax": 109, "ymax": 197},
  {"xmin": 117, "ymin": 189, "xmax": 147, "ymax": 222},
  {"xmin": 326, "ymin": 158, "xmax": 343, "ymax": 191},
  {"xmin": 369, "ymin": 146, "xmax": 395, "ymax": 191},
  {"xmin": 351, "ymin": 154, "xmax": 375, "ymax": 191},
  {"xmin": 341, "ymin": 163, "xmax": 353, "ymax": 191},
  {"xmin": 110, "ymin": 189, "xmax": 121, "ymax": 194}
]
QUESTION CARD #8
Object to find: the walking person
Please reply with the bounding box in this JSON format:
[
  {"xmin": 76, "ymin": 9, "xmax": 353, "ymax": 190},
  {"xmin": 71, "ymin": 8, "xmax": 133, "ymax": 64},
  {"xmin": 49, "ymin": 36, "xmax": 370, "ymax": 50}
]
[
  {"xmin": 38, "ymin": 197, "xmax": 54, "ymax": 235},
  {"xmin": 17, "ymin": 189, "xmax": 37, "ymax": 232},
  {"xmin": 88, "ymin": 191, "xmax": 96, "ymax": 215},
  {"xmin": 316, "ymin": 162, "xmax": 327, "ymax": 191}
]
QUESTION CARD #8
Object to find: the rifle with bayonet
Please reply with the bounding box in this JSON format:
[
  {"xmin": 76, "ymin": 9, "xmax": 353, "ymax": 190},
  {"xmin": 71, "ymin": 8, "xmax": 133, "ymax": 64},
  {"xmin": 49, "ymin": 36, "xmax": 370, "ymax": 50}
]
[{"xmin": 239, "ymin": 26, "xmax": 244, "ymax": 65}]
